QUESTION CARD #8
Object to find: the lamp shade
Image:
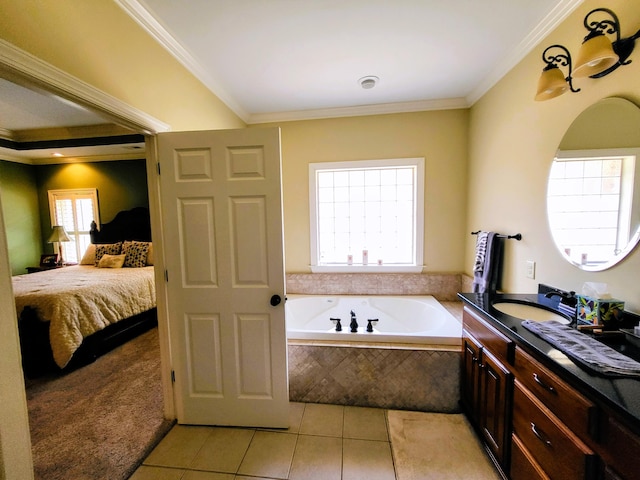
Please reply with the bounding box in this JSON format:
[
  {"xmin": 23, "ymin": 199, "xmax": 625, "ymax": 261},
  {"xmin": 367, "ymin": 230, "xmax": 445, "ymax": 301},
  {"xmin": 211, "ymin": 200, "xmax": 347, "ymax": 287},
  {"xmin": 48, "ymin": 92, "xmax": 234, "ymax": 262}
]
[
  {"xmin": 534, "ymin": 66, "xmax": 569, "ymax": 101},
  {"xmin": 47, "ymin": 225, "xmax": 72, "ymax": 243},
  {"xmin": 572, "ymin": 34, "xmax": 619, "ymax": 78}
]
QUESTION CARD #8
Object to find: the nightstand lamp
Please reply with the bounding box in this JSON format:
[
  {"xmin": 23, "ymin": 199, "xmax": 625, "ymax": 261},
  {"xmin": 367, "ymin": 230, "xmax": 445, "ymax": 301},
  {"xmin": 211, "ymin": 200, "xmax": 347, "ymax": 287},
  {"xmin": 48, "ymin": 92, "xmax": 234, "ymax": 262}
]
[{"xmin": 47, "ymin": 225, "xmax": 72, "ymax": 266}]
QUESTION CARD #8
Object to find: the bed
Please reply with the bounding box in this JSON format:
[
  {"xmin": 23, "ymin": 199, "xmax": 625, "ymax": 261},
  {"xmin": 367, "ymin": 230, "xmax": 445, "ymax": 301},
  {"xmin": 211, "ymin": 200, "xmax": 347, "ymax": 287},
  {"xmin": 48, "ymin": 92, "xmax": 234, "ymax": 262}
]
[{"xmin": 15, "ymin": 207, "xmax": 157, "ymax": 377}]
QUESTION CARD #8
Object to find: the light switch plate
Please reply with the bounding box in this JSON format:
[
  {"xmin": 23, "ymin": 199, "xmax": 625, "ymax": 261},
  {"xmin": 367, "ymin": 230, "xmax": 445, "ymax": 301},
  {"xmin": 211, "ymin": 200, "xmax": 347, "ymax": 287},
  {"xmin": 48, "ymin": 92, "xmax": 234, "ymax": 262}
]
[{"xmin": 526, "ymin": 260, "xmax": 536, "ymax": 279}]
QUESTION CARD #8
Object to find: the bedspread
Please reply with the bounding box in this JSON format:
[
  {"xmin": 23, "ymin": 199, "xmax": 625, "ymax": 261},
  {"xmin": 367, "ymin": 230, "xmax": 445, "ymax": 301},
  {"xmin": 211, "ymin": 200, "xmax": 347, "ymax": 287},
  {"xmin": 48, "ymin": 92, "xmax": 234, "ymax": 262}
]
[{"xmin": 13, "ymin": 265, "xmax": 156, "ymax": 368}]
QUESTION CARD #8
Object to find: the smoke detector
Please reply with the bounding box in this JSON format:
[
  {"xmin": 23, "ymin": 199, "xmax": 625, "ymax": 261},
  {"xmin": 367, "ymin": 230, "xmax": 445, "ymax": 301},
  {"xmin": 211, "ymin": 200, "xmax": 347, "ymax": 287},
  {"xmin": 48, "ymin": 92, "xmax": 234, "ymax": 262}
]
[{"xmin": 359, "ymin": 76, "xmax": 379, "ymax": 89}]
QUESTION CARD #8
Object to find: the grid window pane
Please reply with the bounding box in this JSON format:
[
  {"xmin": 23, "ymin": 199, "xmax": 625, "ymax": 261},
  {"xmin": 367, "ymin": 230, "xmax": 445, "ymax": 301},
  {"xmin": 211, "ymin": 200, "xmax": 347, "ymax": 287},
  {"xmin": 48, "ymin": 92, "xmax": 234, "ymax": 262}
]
[
  {"xmin": 312, "ymin": 162, "xmax": 421, "ymax": 266},
  {"xmin": 548, "ymin": 157, "xmax": 626, "ymax": 265}
]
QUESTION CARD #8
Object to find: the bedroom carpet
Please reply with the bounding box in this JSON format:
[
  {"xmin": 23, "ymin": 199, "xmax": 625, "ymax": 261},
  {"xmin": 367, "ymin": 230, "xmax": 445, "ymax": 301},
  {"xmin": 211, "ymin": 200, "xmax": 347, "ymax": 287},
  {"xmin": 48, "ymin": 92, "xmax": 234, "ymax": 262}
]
[
  {"xmin": 26, "ymin": 326, "xmax": 174, "ymax": 480},
  {"xmin": 387, "ymin": 410, "xmax": 501, "ymax": 480}
]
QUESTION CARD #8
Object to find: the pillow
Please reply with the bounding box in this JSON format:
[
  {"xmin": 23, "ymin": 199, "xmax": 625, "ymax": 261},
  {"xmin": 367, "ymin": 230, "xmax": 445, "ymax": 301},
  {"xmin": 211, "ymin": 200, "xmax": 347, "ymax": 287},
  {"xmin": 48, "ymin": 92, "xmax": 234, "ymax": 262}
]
[
  {"xmin": 97, "ymin": 253, "xmax": 125, "ymax": 268},
  {"xmin": 146, "ymin": 242, "xmax": 154, "ymax": 266},
  {"xmin": 121, "ymin": 240, "xmax": 150, "ymax": 268},
  {"xmin": 80, "ymin": 244, "xmax": 96, "ymax": 265},
  {"xmin": 94, "ymin": 242, "xmax": 122, "ymax": 266}
]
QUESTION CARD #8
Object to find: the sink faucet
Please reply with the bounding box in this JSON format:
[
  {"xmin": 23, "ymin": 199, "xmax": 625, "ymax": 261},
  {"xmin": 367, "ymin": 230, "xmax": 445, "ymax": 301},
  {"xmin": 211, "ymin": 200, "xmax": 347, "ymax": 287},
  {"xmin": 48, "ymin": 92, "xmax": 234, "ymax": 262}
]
[
  {"xmin": 350, "ymin": 310, "xmax": 358, "ymax": 332},
  {"xmin": 544, "ymin": 289, "xmax": 577, "ymax": 307}
]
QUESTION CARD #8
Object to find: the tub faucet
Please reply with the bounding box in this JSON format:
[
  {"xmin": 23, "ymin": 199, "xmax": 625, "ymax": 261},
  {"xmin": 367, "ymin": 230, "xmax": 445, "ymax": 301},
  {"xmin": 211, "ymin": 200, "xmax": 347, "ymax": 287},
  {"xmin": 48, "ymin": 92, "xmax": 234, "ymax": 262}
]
[
  {"xmin": 350, "ymin": 310, "xmax": 358, "ymax": 332},
  {"xmin": 330, "ymin": 318, "xmax": 342, "ymax": 332}
]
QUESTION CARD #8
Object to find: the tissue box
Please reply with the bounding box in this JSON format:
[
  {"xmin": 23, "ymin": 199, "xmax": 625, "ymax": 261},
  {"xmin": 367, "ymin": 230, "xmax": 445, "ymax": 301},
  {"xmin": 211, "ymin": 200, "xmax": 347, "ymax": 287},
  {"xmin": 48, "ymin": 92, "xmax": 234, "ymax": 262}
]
[{"xmin": 576, "ymin": 295, "xmax": 624, "ymax": 327}]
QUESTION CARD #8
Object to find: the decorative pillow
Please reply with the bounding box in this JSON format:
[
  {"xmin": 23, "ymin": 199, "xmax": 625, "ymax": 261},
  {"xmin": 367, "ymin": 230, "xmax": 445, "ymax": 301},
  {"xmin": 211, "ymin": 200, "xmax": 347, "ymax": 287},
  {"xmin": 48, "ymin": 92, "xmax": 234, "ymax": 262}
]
[
  {"xmin": 97, "ymin": 253, "xmax": 126, "ymax": 268},
  {"xmin": 80, "ymin": 244, "xmax": 96, "ymax": 265},
  {"xmin": 94, "ymin": 242, "xmax": 122, "ymax": 266},
  {"xmin": 122, "ymin": 240, "xmax": 150, "ymax": 268},
  {"xmin": 146, "ymin": 242, "xmax": 154, "ymax": 266}
]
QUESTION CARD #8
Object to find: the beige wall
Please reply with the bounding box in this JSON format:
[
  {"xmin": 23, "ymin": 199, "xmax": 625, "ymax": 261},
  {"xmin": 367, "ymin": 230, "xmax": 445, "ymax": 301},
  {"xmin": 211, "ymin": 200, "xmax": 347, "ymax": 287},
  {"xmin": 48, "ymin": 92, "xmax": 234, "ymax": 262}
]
[
  {"xmin": 467, "ymin": 0, "xmax": 640, "ymax": 310},
  {"xmin": 0, "ymin": 0, "xmax": 245, "ymax": 131},
  {"xmin": 256, "ymin": 109, "xmax": 469, "ymax": 273}
]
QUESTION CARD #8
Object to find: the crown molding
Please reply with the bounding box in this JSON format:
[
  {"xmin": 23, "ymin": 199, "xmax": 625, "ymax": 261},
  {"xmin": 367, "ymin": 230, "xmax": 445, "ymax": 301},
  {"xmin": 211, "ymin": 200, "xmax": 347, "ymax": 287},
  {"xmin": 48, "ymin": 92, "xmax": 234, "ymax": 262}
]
[
  {"xmin": 115, "ymin": 0, "xmax": 250, "ymax": 123},
  {"xmin": 466, "ymin": 0, "xmax": 584, "ymax": 105},
  {"xmin": 0, "ymin": 39, "xmax": 170, "ymax": 135},
  {"xmin": 0, "ymin": 127, "xmax": 14, "ymax": 141},
  {"xmin": 30, "ymin": 152, "xmax": 146, "ymax": 165},
  {"xmin": 248, "ymin": 97, "xmax": 470, "ymax": 124},
  {"xmin": 11, "ymin": 124, "xmax": 139, "ymax": 143},
  {"xmin": 0, "ymin": 149, "xmax": 145, "ymax": 165}
]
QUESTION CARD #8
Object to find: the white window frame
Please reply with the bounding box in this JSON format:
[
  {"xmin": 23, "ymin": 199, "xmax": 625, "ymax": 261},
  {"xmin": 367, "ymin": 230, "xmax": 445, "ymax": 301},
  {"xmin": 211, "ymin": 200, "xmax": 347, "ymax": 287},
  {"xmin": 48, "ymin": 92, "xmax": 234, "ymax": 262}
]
[
  {"xmin": 309, "ymin": 157, "xmax": 424, "ymax": 273},
  {"xmin": 48, "ymin": 188, "xmax": 100, "ymax": 264}
]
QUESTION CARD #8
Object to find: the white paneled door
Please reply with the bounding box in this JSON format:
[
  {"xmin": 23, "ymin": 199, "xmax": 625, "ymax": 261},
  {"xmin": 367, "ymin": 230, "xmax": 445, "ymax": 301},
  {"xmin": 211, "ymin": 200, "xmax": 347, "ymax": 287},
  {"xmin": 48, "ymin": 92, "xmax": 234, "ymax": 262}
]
[{"xmin": 157, "ymin": 127, "xmax": 288, "ymax": 427}]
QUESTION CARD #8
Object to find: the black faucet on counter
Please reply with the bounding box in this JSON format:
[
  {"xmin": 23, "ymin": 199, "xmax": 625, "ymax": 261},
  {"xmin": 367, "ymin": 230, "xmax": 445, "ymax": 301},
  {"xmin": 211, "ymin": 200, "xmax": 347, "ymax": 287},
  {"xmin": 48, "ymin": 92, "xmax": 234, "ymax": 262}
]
[
  {"xmin": 350, "ymin": 310, "xmax": 358, "ymax": 332},
  {"xmin": 544, "ymin": 289, "xmax": 577, "ymax": 307}
]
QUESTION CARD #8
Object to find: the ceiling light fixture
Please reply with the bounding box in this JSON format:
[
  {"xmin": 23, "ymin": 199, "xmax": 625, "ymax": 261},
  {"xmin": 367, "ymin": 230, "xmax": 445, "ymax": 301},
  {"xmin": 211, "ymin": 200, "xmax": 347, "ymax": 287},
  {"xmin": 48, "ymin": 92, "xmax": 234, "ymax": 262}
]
[
  {"xmin": 535, "ymin": 7, "xmax": 640, "ymax": 101},
  {"xmin": 359, "ymin": 76, "xmax": 379, "ymax": 89}
]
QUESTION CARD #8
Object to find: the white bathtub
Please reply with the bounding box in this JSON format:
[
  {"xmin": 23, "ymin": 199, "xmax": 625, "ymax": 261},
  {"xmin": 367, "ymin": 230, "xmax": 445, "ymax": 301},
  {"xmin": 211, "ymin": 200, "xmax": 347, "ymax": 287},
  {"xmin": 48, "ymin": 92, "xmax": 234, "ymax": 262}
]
[{"xmin": 285, "ymin": 294, "xmax": 462, "ymax": 346}]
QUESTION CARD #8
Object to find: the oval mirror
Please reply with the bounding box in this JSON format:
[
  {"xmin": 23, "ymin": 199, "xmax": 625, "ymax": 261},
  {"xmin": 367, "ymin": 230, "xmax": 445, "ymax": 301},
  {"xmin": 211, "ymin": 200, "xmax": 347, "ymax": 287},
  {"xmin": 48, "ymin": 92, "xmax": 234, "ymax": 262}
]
[{"xmin": 547, "ymin": 97, "xmax": 640, "ymax": 271}]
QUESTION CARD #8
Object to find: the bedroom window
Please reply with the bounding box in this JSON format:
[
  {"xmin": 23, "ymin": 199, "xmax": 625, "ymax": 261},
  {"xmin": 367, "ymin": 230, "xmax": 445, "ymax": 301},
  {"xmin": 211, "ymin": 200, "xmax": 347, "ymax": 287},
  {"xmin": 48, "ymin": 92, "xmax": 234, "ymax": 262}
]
[
  {"xmin": 48, "ymin": 189, "xmax": 100, "ymax": 264},
  {"xmin": 309, "ymin": 158, "xmax": 424, "ymax": 273}
]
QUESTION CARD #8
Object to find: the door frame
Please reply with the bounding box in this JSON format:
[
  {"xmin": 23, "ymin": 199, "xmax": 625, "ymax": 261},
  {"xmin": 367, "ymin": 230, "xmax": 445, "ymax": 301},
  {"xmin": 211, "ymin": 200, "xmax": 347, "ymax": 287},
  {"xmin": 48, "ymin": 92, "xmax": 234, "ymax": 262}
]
[{"xmin": 0, "ymin": 40, "xmax": 177, "ymax": 478}]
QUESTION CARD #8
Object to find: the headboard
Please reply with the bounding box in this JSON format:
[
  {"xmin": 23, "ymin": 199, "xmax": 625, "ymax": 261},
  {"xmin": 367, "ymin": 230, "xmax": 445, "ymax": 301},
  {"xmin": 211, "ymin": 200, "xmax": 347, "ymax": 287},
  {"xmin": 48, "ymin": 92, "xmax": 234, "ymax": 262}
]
[{"xmin": 90, "ymin": 207, "xmax": 152, "ymax": 244}]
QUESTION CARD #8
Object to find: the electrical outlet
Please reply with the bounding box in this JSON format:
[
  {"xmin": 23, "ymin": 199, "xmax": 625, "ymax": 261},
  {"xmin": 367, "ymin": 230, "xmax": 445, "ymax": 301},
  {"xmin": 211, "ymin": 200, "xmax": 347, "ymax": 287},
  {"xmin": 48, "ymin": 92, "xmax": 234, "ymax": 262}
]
[{"xmin": 526, "ymin": 260, "xmax": 536, "ymax": 279}]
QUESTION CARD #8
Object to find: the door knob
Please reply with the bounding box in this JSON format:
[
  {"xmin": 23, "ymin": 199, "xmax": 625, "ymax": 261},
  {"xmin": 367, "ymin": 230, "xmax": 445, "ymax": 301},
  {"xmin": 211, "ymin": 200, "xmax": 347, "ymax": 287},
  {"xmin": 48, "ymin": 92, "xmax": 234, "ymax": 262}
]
[{"xmin": 270, "ymin": 294, "xmax": 282, "ymax": 306}]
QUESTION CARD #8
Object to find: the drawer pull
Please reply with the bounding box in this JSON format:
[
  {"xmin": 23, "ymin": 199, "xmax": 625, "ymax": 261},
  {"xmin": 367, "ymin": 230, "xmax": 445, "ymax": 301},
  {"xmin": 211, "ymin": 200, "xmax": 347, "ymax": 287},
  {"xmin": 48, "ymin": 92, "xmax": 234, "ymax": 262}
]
[
  {"xmin": 533, "ymin": 373, "xmax": 556, "ymax": 393},
  {"xmin": 530, "ymin": 422, "xmax": 552, "ymax": 447}
]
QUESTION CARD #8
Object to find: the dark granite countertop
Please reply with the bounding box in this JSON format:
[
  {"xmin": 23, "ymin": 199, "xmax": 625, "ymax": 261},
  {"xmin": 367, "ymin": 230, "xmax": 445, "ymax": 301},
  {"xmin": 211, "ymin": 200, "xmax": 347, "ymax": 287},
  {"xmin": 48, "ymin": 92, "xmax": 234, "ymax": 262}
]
[{"xmin": 458, "ymin": 291, "xmax": 640, "ymax": 434}]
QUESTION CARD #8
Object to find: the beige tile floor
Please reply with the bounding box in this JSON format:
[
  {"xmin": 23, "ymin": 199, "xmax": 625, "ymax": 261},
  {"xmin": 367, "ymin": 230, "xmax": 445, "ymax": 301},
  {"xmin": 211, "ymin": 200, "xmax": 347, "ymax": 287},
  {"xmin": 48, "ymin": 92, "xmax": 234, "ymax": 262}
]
[{"xmin": 131, "ymin": 402, "xmax": 487, "ymax": 480}]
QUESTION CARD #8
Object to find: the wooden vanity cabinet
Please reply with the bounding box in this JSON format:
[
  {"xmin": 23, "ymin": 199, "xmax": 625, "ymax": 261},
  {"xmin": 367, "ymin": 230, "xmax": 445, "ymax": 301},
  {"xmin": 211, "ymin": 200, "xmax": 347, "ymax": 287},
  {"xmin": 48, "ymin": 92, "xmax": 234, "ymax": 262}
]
[
  {"xmin": 512, "ymin": 381, "xmax": 597, "ymax": 480},
  {"xmin": 462, "ymin": 306, "xmax": 514, "ymax": 469},
  {"xmin": 512, "ymin": 347, "xmax": 597, "ymax": 441},
  {"xmin": 462, "ymin": 302, "xmax": 640, "ymax": 480},
  {"xmin": 597, "ymin": 413, "xmax": 640, "ymax": 480}
]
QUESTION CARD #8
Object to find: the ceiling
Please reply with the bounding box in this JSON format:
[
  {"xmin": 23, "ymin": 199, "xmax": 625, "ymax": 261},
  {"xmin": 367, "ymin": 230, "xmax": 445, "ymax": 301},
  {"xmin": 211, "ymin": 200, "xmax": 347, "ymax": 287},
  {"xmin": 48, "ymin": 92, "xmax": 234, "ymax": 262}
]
[
  {"xmin": 0, "ymin": 0, "xmax": 583, "ymax": 162},
  {"xmin": 123, "ymin": 0, "xmax": 583, "ymax": 122},
  {"xmin": 0, "ymin": 79, "xmax": 145, "ymax": 164}
]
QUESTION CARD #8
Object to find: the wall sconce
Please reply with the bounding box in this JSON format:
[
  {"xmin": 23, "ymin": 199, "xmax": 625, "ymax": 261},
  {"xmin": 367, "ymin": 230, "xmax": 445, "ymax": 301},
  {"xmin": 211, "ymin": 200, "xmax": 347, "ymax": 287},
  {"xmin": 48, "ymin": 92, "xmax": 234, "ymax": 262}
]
[
  {"xmin": 534, "ymin": 45, "xmax": 580, "ymax": 101},
  {"xmin": 535, "ymin": 8, "xmax": 640, "ymax": 101}
]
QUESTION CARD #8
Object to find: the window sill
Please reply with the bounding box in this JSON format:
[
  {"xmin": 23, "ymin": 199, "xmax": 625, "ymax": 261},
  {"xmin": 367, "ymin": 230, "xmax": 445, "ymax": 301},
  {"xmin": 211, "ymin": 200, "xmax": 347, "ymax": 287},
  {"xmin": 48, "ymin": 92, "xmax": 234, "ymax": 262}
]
[{"xmin": 310, "ymin": 265, "xmax": 424, "ymax": 274}]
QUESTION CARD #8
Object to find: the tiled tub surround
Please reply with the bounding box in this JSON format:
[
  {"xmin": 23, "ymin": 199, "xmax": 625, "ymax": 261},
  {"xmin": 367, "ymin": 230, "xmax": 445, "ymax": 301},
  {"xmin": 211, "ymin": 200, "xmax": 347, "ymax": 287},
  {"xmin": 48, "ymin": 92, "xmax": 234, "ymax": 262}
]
[
  {"xmin": 288, "ymin": 343, "xmax": 461, "ymax": 412},
  {"xmin": 286, "ymin": 272, "xmax": 462, "ymax": 301},
  {"xmin": 285, "ymin": 274, "xmax": 464, "ymax": 412}
]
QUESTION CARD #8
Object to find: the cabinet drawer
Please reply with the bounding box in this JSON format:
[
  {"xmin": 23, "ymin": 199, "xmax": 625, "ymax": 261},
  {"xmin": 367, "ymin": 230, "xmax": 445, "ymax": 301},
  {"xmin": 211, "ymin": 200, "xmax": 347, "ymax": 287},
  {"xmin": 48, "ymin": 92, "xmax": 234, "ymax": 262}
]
[
  {"xmin": 463, "ymin": 306, "xmax": 514, "ymax": 363},
  {"xmin": 513, "ymin": 347, "xmax": 597, "ymax": 441},
  {"xmin": 599, "ymin": 413, "xmax": 640, "ymax": 480},
  {"xmin": 510, "ymin": 433, "xmax": 549, "ymax": 480},
  {"xmin": 513, "ymin": 381, "xmax": 596, "ymax": 480}
]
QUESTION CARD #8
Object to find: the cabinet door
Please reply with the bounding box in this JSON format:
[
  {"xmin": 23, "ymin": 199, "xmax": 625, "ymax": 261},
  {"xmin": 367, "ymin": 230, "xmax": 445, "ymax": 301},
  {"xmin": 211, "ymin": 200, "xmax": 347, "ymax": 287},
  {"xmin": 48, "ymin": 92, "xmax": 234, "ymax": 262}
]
[
  {"xmin": 461, "ymin": 332, "xmax": 483, "ymax": 421},
  {"xmin": 480, "ymin": 348, "xmax": 512, "ymax": 465}
]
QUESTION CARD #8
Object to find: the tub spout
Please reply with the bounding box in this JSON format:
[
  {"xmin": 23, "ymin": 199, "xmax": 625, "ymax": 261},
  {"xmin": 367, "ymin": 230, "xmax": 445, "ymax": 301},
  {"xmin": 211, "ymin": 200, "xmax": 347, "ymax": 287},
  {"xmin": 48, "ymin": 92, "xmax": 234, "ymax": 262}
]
[{"xmin": 350, "ymin": 310, "xmax": 358, "ymax": 332}]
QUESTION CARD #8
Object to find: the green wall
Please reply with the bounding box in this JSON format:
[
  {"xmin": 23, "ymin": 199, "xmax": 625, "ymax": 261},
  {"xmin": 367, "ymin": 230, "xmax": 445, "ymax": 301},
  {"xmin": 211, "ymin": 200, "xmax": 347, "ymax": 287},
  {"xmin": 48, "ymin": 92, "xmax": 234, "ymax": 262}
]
[
  {"xmin": 0, "ymin": 161, "xmax": 41, "ymax": 275},
  {"xmin": 36, "ymin": 159, "xmax": 149, "ymax": 230},
  {"xmin": 0, "ymin": 159, "xmax": 148, "ymax": 275}
]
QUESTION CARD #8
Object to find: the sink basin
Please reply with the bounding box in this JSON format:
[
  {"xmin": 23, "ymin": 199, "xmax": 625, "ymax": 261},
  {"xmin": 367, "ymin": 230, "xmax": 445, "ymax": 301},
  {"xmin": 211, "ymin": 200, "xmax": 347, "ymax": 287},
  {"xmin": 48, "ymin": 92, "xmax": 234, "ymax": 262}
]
[{"xmin": 492, "ymin": 302, "xmax": 571, "ymax": 324}]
